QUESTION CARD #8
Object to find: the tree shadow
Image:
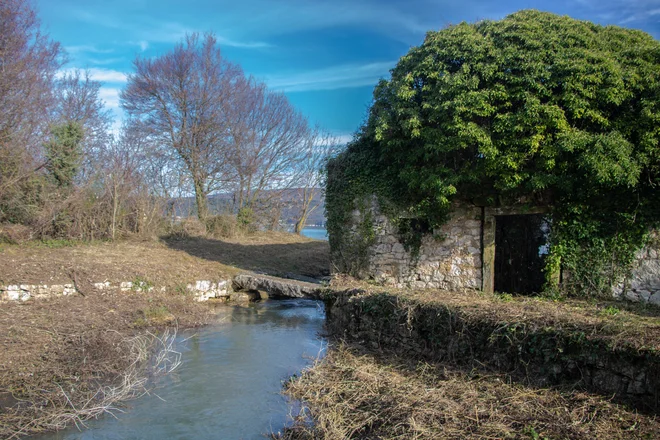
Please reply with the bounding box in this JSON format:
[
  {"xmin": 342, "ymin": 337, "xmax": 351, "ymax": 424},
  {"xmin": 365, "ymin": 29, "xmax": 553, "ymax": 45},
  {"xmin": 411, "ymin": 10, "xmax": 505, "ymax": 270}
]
[{"xmin": 162, "ymin": 235, "xmax": 330, "ymax": 279}]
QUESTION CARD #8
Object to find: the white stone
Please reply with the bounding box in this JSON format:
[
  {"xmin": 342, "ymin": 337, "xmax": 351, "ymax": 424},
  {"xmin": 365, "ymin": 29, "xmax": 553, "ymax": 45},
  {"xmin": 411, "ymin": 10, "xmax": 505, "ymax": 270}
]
[
  {"xmin": 120, "ymin": 281, "xmax": 133, "ymax": 291},
  {"xmin": 195, "ymin": 280, "xmax": 211, "ymax": 291}
]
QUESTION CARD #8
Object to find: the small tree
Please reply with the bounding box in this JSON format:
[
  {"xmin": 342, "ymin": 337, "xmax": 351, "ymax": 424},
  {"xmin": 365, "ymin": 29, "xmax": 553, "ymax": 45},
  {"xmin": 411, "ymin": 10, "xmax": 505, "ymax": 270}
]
[
  {"xmin": 44, "ymin": 122, "xmax": 84, "ymax": 188},
  {"xmin": 293, "ymin": 130, "xmax": 336, "ymax": 234}
]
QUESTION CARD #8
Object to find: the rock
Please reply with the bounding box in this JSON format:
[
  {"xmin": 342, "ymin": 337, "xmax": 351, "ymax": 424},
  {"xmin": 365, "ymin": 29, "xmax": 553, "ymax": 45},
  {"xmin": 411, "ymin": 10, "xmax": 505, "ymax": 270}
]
[
  {"xmin": 229, "ymin": 292, "xmax": 250, "ymax": 302},
  {"xmin": 232, "ymin": 274, "xmax": 323, "ymax": 299}
]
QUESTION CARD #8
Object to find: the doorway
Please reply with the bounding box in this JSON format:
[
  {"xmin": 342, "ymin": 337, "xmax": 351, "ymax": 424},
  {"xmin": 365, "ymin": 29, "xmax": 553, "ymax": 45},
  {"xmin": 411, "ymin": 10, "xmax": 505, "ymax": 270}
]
[{"xmin": 494, "ymin": 214, "xmax": 549, "ymax": 294}]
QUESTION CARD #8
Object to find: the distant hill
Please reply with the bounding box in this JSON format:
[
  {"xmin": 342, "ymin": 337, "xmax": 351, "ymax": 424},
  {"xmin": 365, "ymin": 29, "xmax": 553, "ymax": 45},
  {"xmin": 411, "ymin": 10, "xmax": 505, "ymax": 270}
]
[{"xmin": 171, "ymin": 188, "xmax": 326, "ymax": 227}]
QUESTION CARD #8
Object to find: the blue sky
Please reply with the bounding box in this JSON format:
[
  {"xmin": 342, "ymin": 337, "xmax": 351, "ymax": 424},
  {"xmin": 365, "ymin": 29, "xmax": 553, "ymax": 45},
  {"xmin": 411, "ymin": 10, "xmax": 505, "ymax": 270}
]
[{"xmin": 36, "ymin": 0, "xmax": 660, "ymax": 141}]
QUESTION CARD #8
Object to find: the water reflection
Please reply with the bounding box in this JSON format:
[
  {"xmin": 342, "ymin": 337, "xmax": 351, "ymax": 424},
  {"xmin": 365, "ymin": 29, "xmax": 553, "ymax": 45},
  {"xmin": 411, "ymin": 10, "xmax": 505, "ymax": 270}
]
[{"xmin": 33, "ymin": 299, "xmax": 325, "ymax": 440}]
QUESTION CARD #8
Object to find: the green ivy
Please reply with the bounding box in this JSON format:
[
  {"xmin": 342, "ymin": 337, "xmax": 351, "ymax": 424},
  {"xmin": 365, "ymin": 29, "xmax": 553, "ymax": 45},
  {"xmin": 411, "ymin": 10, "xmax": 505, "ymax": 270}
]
[{"xmin": 326, "ymin": 10, "xmax": 660, "ymax": 296}]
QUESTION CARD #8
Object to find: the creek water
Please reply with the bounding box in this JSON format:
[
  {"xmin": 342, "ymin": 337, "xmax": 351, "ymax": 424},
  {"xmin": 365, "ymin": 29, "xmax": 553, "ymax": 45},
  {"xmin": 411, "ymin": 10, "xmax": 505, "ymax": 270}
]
[{"xmin": 33, "ymin": 299, "xmax": 326, "ymax": 440}]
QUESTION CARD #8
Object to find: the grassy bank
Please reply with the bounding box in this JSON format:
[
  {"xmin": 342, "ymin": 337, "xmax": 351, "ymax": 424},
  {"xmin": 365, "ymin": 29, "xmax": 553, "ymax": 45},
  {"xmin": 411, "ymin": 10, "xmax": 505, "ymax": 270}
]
[
  {"xmin": 277, "ymin": 281, "xmax": 660, "ymax": 439},
  {"xmin": 279, "ymin": 345, "xmax": 659, "ymax": 439},
  {"xmin": 0, "ymin": 232, "xmax": 330, "ymax": 438}
]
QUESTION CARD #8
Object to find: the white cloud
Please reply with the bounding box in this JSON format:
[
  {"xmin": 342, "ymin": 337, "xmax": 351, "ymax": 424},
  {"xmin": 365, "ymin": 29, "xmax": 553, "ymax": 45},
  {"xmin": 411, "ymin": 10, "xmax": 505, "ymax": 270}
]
[
  {"xmin": 265, "ymin": 61, "xmax": 396, "ymax": 92},
  {"xmin": 87, "ymin": 68, "xmax": 128, "ymax": 83},
  {"xmin": 139, "ymin": 40, "xmax": 149, "ymax": 51},
  {"xmin": 620, "ymin": 7, "xmax": 660, "ymax": 24},
  {"xmin": 58, "ymin": 67, "xmax": 128, "ymax": 83},
  {"xmin": 333, "ymin": 134, "xmax": 354, "ymax": 145},
  {"xmin": 215, "ymin": 36, "xmax": 272, "ymax": 49},
  {"xmin": 99, "ymin": 87, "xmax": 122, "ymax": 110}
]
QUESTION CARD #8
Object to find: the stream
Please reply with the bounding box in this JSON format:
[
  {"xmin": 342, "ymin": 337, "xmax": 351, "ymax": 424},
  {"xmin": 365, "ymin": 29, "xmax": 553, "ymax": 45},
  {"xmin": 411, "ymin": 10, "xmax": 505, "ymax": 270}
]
[{"xmin": 34, "ymin": 299, "xmax": 326, "ymax": 440}]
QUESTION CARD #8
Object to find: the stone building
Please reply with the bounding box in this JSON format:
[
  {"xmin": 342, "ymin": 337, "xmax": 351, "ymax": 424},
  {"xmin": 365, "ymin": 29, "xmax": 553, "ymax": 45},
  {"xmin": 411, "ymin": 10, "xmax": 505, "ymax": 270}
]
[{"xmin": 338, "ymin": 200, "xmax": 660, "ymax": 304}]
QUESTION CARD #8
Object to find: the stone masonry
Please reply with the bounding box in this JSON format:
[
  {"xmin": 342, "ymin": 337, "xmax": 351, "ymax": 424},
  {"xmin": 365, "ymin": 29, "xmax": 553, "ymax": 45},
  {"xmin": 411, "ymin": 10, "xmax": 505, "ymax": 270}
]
[
  {"xmin": 618, "ymin": 238, "xmax": 660, "ymax": 306},
  {"xmin": 367, "ymin": 205, "xmax": 483, "ymax": 290},
  {"xmin": 0, "ymin": 279, "xmax": 231, "ymax": 302}
]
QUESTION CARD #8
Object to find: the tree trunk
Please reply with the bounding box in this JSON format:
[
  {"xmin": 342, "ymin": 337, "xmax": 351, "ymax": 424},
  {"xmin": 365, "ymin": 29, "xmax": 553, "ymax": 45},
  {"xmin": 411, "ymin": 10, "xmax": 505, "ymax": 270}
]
[{"xmin": 193, "ymin": 180, "xmax": 208, "ymax": 222}]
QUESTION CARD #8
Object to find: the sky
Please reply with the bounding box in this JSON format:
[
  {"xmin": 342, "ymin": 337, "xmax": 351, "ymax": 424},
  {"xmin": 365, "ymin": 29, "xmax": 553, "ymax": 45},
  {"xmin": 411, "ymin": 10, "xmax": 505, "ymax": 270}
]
[{"xmin": 35, "ymin": 0, "xmax": 660, "ymax": 142}]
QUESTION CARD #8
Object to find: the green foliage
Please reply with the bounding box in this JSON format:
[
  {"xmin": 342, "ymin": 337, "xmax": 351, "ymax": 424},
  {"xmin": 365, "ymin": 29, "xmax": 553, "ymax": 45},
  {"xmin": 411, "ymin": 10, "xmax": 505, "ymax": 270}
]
[
  {"xmin": 237, "ymin": 207, "xmax": 256, "ymax": 230},
  {"xmin": 44, "ymin": 122, "xmax": 84, "ymax": 188},
  {"xmin": 326, "ymin": 10, "xmax": 660, "ymax": 295},
  {"xmin": 131, "ymin": 276, "xmax": 154, "ymax": 292}
]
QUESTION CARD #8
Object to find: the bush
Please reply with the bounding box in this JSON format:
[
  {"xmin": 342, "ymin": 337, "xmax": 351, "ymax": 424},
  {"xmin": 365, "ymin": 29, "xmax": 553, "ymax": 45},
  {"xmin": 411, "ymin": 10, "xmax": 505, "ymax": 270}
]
[
  {"xmin": 0, "ymin": 223, "xmax": 33, "ymax": 244},
  {"xmin": 165, "ymin": 218, "xmax": 207, "ymax": 239},
  {"xmin": 205, "ymin": 214, "xmax": 240, "ymax": 239}
]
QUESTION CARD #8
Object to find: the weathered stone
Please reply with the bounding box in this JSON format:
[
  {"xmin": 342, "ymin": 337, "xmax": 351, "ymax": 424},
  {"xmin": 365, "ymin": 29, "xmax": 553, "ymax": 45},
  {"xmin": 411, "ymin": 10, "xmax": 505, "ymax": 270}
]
[{"xmin": 232, "ymin": 274, "xmax": 322, "ymax": 299}]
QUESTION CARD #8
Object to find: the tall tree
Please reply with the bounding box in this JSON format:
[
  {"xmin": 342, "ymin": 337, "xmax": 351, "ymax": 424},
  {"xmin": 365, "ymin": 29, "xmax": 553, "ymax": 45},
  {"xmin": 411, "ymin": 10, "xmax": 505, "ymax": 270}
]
[
  {"xmin": 121, "ymin": 33, "xmax": 243, "ymax": 221},
  {"xmin": 227, "ymin": 79, "xmax": 314, "ymax": 210},
  {"xmin": 0, "ymin": 0, "xmax": 61, "ymax": 222}
]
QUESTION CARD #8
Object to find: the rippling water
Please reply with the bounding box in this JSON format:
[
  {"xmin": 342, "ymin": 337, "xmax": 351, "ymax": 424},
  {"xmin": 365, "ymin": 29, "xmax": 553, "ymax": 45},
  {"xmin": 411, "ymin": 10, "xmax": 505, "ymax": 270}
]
[{"xmin": 33, "ymin": 299, "xmax": 326, "ymax": 440}]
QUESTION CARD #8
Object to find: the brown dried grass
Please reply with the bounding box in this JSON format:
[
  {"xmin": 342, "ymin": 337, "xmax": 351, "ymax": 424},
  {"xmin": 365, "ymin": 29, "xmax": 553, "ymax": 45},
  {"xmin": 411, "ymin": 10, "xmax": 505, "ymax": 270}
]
[
  {"xmin": 0, "ymin": 291, "xmax": 214, "ymax": 438},
  {"xmin": 329, "ymin": 276, "xmax": 660, "ymax": 353},
  {"xmin": 278, "ymin": 344, "xmax": 660, "ymax": 440}
]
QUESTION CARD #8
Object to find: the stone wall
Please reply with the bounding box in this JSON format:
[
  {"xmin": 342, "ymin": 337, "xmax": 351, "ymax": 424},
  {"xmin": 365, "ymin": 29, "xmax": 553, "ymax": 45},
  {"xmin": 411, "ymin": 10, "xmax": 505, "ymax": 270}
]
[
  {"xmin": 325, "ymin": 290, "xmax": 660, "ymax": 410},
  {"xmin": 363, "ymin": 204, "xmax": 483, "ymax": 290},
  {"xmin": 0, "ymin": 279, "xmax": 231, "ymax": 302},
  {"xmin": 618, "ymin": 235, "xmax": 660, "ymax": 306}
]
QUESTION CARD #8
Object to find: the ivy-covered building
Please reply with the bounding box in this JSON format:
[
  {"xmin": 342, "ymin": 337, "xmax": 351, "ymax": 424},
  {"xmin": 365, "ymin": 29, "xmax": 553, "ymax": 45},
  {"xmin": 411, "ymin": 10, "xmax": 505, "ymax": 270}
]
[
  {"xmin": 326, "ymin": 11, "xmax": 660, "ymax": 302},
  {"xmin": 332, "ymin": 196, "xmax": 660, "ymax": 303}
]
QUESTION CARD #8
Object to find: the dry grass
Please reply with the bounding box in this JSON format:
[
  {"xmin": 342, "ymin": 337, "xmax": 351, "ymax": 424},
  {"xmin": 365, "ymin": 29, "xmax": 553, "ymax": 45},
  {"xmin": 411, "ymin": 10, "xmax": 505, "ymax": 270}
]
[
  {"xmin": 329, "ymin": 276, "xmax": 660, "ymax": 353},
  {"xmin": 0, "ymin": 232, "xmax": 330, "ymax": 286},
  {"xmin": 278, "ymin": 344, "xmax": 660, "ymax": 440},
  {"xmin": 163, "ymin": 233, "xmax": 330, "ymax": 279},
  {"xmin": 0, "ymin": 290, "xmax": 214, "ymax": 438}
]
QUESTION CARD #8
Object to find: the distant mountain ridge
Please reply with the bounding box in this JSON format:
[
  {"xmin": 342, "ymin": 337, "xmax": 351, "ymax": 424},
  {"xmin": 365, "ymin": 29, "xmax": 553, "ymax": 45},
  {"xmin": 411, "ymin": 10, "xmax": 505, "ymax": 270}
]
[{"xmin": 171, "ymin": 188, "xmax": 326, "ymax": 227}]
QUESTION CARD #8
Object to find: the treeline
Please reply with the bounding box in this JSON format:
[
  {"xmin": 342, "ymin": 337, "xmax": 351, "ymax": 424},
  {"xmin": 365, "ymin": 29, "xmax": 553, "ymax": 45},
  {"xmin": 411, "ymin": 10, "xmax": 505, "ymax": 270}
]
[{"xmin": 0, "ymin": 0, "xmax": 335, "ymax": 243}]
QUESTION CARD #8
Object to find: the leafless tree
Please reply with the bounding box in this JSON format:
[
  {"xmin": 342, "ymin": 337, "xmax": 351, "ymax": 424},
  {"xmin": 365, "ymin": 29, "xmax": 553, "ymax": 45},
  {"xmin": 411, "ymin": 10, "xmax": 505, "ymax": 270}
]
[
  {"xmin": 227, "ymin": 80, "xmax": 314, "ymax": 211},
  {"xmin": 0, "ymin": 0, "xmax": 61, "ymax": 216},
  {"xmin": 121, "ymin": 33, "xmax": 243, "ymax": 222},
  {"xmin": 293, "ymin": 130, "xmax": 338, "ymax": 234}
]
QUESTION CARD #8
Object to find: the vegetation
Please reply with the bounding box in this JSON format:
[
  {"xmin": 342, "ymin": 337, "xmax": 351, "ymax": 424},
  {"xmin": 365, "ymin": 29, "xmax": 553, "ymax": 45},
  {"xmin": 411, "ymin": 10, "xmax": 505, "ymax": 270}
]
[
  {"xmin": 327, "ymin": 10, "xmax": 660, "ymax": 296},
  {"xmin": 277, "ymin": 345, "xmax": 659, "ymax": 440},
  {"xmin": 276, "ymin": 283, "xmax": 660, "ymax": 439},
  {"xmin": 0, "ymin": 1, "xmax": 333, "ymax": 244}
]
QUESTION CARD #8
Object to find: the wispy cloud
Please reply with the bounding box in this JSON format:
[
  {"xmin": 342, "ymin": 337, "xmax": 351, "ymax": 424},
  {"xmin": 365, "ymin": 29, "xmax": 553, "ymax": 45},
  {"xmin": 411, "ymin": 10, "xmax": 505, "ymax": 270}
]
[
  {"xmin": 265, "ymin": 61, "xmax": 395, "ymax": 92},
  {"xmin": 87, "ymin": 68, "xmax": 128, "ymax": 83},
  {"xmin": 620, "ymin": 7, "xmax": 660, "ymax": 24},
  {"xmin": 64, "ymin": 45, "xmax": 114, "ymax": 55},
  {"xmin": 216, "ymin": 36, "xmax": 272, "ymax": 49},
  {"xmin": 57, "ymin": 68, "xmax": 128, "ymax": 84},
  {"xmin": 99, "ymin": 87, "xmax": 121, "ymax": 110}
]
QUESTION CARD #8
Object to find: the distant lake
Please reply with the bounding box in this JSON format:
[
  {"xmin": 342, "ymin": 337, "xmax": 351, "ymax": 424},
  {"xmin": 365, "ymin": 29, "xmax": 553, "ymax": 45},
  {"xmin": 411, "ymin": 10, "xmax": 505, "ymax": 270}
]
[{"xmin": 301, "ymin": 227, "xmax": 328, "ymax": 241}]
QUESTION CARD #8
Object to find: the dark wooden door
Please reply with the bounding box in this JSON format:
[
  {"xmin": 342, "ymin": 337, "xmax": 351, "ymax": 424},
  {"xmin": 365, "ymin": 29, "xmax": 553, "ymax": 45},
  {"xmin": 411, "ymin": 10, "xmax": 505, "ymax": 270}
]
[{"xmin": 494, "ymin": 214, "xmax": 549, "ymax": 294}]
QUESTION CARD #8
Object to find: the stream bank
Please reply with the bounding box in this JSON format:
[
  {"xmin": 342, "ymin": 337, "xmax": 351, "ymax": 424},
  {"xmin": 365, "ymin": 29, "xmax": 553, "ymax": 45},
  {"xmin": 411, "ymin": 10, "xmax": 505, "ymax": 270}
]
[{"xmin": 277, "ymin": 285, "xmax": 660, "ymax": 439}]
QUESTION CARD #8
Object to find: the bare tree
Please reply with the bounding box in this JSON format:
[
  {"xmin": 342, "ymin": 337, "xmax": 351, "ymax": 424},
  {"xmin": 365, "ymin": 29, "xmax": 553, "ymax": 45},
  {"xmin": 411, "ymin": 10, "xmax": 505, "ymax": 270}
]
[
  {"xmin": 227, "ymin": 80, "xmax": 314, "ymax": 211},
  {"xmin": 0, "ymin": 0, "xmax": 61, "ymax": 218},
  {"xmin": 293, "ymin": 130, "xmax": 337, "ymax": 234},
  {"xmin": 121, "ymin": 33, "xmax": 242, "ymax": 222}
]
